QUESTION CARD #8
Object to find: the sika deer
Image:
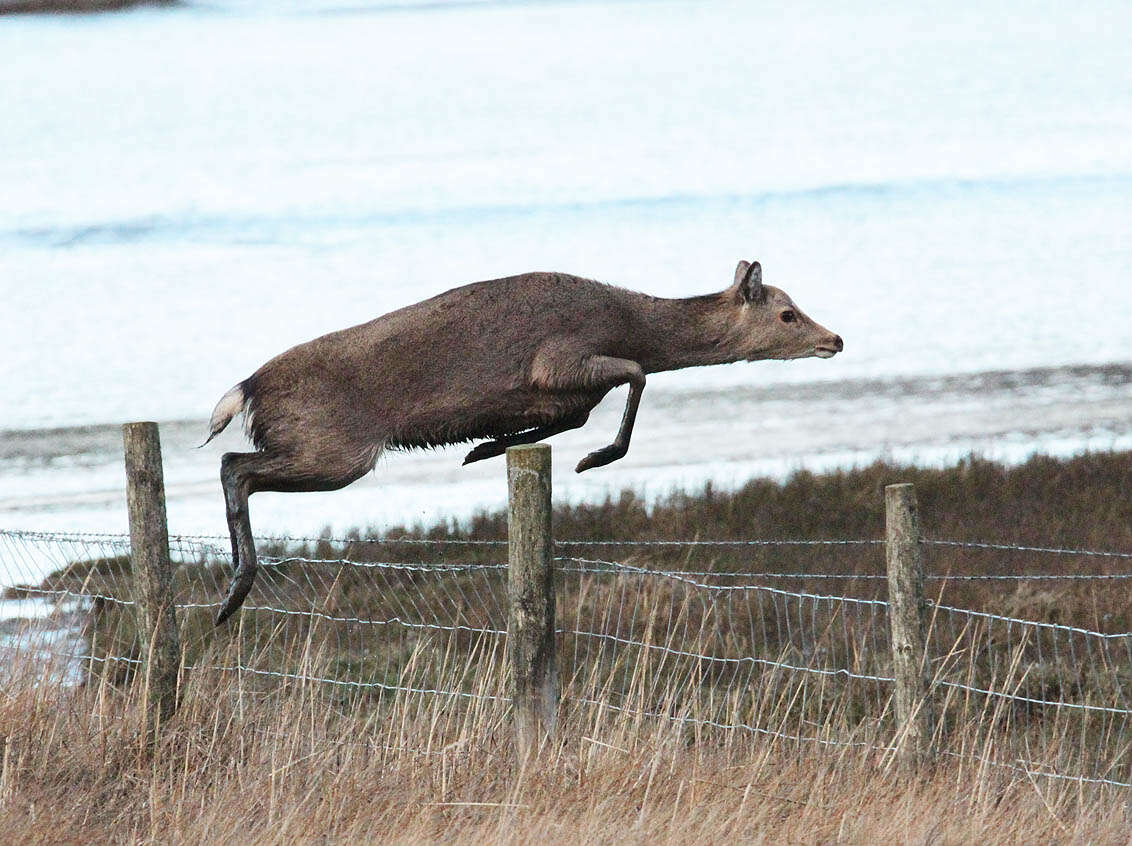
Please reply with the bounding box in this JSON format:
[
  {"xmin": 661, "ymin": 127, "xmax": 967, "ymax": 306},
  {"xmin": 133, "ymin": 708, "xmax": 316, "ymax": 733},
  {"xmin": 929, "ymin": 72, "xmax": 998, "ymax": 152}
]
[{"xmin": 205, "ymin": 260, "xmax": 842, "ymax": 623}]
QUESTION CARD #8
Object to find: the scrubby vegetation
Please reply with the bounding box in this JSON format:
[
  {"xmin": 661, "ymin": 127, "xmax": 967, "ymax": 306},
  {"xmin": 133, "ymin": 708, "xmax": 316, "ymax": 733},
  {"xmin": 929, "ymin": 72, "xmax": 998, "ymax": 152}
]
[{"xmin": 6, "ymin": 450, "xmax": 1132, "ymax": 841}]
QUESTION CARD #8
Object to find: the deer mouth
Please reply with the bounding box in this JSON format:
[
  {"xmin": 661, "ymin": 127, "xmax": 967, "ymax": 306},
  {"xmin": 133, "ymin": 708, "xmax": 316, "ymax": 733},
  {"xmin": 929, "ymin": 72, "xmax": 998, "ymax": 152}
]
[{"xmin": 814, "ymin": 346, "xmax": 839, "ymax": 359}]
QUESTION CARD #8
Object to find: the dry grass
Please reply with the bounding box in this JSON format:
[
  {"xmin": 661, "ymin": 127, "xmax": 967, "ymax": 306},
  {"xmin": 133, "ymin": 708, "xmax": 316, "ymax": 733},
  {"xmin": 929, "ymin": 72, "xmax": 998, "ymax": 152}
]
[
  {"xmin": 6, "ymin": 450, "xmax": 1132, "ymax": 842},
  {"xmin": 1, "ymin": 638, "xmax": 1130, "ymax": 845}
]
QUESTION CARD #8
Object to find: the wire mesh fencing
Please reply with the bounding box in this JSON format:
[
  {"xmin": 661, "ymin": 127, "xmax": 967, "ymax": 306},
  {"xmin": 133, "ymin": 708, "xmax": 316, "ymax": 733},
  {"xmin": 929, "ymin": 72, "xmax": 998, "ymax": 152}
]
[{"xmin": 0, "ymin": 527, "xmax": 1130, "ymax": 787}]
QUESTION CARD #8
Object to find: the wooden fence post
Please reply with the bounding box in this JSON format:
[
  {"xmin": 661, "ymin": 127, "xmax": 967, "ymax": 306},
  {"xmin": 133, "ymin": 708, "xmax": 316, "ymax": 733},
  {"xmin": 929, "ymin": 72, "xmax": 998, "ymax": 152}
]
[
  {"xmin": 123, "ymin": 422, "xmax": 181, "ymax": 729},
  {"xmin": 885, "ymin": 482, "xmax": 932, "ymax": 771},
  {"xmin": 506, "ymin": 444, "xmax": 557, "ymax": 759}
]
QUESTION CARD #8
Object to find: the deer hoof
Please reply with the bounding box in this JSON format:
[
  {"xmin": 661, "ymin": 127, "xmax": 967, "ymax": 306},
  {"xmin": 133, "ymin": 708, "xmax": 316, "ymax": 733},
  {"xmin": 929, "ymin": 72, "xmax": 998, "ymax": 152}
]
[
  {"xmin": 575, "ymin": 445, "xmax": 625, "ymax": 473},
  {"xmin": 463, "ymin": 441, "xmax": 504, "ymax": 465},
  {"xmin": 215, "ymin": 566, "xmax": 259, "ymax": 626}
]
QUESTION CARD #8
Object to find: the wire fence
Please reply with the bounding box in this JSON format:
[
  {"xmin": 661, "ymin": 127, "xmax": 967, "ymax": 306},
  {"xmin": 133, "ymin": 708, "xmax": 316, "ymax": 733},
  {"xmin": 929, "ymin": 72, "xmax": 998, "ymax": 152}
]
[{"xmin": 1, "ymin": 527, "xmax": 1130, "ymax": 787}]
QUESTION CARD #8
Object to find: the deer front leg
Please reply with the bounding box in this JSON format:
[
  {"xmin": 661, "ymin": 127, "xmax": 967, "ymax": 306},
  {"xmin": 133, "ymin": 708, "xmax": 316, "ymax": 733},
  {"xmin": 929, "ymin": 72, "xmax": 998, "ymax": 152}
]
[
  {"xmin": 574, "ymin": 357, "xmax": 645, "ymax": 473},
  {"xmin": 463, "ymin": 411, "xmax": 590, "ymax": 465}
]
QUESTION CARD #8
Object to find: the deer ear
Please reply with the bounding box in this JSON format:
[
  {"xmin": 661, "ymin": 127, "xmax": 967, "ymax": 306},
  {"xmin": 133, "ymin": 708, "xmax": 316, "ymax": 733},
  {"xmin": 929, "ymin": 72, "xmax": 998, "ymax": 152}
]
[
  {"xmin": 733, "ymin": 260, "xmax": 751, "ymax": 287},
  {"xmin": 737, "ymin": 260, "xmax": 765, "ymax": 304}
]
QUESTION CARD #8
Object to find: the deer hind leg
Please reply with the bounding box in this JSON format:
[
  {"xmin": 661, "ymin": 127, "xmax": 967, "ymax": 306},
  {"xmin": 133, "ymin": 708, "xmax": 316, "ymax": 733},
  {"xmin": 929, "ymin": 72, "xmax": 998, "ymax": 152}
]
[
  {"xmin": 215, "ymin": 444, "xmax": 380, "ymax": 625},
  {"xmin": 217, "ymin": 451, "xmax": 261, "ymax": 625},
  {"xmin": 462, "ymin": 410, "xmax": 590, "ymax": 465}
]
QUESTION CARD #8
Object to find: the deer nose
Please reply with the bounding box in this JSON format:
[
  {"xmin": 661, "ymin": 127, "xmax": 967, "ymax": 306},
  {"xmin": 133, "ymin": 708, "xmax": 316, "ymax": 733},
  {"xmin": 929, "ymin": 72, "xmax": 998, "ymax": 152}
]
[{"xmin": 832, "ymin": 335, "xmax": 844, "ymax": 352}]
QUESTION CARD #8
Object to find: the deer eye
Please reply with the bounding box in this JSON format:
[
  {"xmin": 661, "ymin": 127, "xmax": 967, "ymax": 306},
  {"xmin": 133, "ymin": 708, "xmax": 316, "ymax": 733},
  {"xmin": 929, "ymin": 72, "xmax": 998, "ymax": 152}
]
[{"xmin": 780, "ymin": 310, "xmax": 797, "ymax": 324}]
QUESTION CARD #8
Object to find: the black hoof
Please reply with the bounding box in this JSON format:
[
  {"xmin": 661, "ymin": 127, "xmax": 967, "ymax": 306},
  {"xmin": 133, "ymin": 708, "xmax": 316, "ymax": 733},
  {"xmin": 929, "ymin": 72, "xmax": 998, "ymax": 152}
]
[
  {"xmin": 464, "ymin": 442, "xmax": 504, "ymax": 465},
  {"xmin": 575, "ymin": 445, "xmax": 625, "ymax": 473},
  {"xmin": 215, "ymin": 567, "xmax": 258, "ymax": 626}
]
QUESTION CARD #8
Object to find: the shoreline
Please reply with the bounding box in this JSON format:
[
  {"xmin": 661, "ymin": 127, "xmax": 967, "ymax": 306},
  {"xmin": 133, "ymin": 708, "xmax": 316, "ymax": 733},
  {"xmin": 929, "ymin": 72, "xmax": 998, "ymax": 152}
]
[{"xmin": 0, "ymin": 0, "xmax": 175, "ymax": 14}]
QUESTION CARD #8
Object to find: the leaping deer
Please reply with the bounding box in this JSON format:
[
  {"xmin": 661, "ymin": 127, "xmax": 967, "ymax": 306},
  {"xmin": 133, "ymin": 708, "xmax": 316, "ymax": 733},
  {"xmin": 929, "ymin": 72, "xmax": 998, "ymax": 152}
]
[{"xmin": 204, "ymin": 260, "xmax": 843, "ymax": 623}]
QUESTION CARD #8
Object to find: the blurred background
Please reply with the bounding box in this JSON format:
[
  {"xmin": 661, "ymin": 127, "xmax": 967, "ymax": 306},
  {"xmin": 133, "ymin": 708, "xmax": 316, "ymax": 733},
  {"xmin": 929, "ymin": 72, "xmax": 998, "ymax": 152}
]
[{"xmin": 2, "ymin": 0, "xmax": 1129, "ymax": 542}]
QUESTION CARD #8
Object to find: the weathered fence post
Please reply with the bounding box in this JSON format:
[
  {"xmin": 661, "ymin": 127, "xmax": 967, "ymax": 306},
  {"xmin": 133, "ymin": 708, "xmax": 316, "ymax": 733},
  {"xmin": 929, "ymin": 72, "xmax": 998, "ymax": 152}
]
[
  {"xmin": 506, "ymin": 444, "xmax": 557, "ymax": 759},
  {"xmin": 123, "ymin": 422, "xmax": 181, "ymax": 729},
  {"xmin": 885, "ymin": 482, "xmax": 932, "ymax": 771}
]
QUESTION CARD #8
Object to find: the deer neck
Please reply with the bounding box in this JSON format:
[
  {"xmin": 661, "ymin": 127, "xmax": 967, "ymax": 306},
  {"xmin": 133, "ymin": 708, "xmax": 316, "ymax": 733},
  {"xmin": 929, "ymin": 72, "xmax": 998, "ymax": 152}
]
[{"xmin": 633, "ymin": 294, "xmax": 744, "ymax": 374}]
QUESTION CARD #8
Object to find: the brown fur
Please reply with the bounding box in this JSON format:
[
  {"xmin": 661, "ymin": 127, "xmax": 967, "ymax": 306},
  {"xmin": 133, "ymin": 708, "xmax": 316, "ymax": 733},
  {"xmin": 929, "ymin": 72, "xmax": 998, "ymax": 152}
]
[{"xmin": 208, "ymin": 261, "xmax": 842, "ymax": 623}]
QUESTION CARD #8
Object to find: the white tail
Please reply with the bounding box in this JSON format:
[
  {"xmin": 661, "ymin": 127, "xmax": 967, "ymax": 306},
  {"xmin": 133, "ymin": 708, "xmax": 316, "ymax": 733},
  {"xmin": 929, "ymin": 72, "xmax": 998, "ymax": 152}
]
[{"xmin": 201, "ymin": 383, "xmax": 246, "ymax": 447}]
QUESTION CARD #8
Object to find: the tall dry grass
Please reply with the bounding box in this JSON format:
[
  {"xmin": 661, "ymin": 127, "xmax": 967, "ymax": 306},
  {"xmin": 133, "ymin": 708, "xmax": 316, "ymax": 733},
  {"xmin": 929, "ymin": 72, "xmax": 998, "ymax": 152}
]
[
  {"xmin": 5, "ymin": 450, "xmax": 1132, "ymax": 842},
  {"xmin": 1, "ymin": 634, "xmax": 1130, "ymax": 844}
]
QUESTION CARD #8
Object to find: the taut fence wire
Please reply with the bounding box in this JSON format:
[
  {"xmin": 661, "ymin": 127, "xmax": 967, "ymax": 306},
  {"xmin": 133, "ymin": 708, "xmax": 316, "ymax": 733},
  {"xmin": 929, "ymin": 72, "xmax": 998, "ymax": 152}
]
[{"xmin": 1, "ymin": 525, "xmax": 1131, "ymax": 787}]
